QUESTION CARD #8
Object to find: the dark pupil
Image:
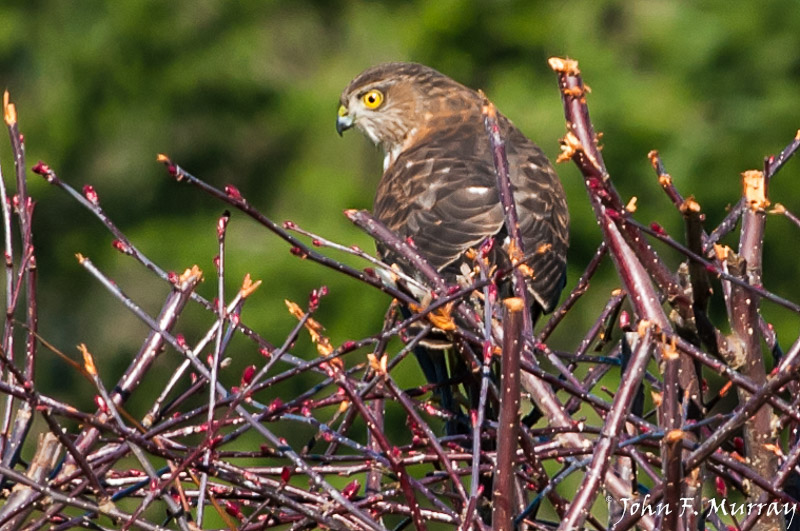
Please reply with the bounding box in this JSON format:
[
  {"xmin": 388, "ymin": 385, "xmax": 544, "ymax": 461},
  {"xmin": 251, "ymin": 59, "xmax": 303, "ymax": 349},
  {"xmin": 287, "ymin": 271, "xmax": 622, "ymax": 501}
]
[{"xmin": 368, "ymin": 94, "xmax": 375, "ymax": 103}]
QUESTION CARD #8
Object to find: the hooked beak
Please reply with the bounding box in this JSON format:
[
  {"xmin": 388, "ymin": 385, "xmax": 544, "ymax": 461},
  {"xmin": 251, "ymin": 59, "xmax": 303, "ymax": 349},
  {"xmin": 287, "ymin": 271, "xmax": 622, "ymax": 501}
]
[{"xmin": 336, "ymin": 105, "xmax": 354, "ymax": 136}]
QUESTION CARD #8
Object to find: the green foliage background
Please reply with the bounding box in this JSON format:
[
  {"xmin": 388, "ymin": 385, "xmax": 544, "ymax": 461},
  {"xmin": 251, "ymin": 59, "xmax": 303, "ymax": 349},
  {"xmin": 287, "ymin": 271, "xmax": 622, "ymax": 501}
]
[{"xmin": 1, "ymin": 1, "xmax": 799, "ymax": 431}]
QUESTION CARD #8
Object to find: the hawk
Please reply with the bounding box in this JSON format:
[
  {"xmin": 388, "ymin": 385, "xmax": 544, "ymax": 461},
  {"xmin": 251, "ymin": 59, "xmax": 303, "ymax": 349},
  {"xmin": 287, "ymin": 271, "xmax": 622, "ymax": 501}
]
[{"xmin": 337, "ymin": 62, "xmax": 569, "ymax": 420}]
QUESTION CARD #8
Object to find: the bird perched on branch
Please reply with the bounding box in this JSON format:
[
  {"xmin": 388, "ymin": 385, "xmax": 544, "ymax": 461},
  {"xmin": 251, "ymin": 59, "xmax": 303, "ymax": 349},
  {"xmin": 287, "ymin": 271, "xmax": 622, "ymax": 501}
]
[{"xmin": 337, "ymin": 62, "xmax": 568, "ymax": 427}]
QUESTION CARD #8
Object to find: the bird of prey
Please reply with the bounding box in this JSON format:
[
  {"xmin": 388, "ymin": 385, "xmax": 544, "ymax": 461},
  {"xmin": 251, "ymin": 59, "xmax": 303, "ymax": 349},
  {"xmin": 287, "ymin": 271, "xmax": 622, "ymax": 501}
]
[{"xmin": 337, "ymin": 62, "xmax": 569, "ymax": 423}]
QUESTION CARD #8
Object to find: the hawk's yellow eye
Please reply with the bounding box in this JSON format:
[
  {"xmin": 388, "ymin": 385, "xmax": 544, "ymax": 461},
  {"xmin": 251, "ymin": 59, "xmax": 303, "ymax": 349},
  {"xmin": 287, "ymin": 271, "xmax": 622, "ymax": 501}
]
[{"xmin": 361, "ymin": 89, "xmax": 384, "ymax": 109}]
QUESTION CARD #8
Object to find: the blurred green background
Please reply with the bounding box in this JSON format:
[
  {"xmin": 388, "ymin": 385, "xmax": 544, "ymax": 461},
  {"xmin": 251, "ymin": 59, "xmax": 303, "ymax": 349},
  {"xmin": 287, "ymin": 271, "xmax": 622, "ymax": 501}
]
[{"xmin": 1, "ymin": 0, "xmax": 799, "ymax": 487}]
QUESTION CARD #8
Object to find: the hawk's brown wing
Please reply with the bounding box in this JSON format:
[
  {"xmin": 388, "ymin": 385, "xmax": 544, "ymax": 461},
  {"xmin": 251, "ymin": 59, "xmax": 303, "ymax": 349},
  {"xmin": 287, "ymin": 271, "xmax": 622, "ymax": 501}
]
[
  {"xmin": 373, "ymin": 113, "xmax": 568, "ymax": 312},
  {"xmin": 506, "ymin": 124, "xmax": 570, "ymax": 311}
]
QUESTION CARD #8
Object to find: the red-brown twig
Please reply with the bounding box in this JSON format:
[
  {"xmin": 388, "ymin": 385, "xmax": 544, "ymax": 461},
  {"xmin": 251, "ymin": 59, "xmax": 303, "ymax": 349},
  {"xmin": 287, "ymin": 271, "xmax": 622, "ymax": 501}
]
[
  {"xmin": 0, "ymin": 92, "xmax": 37, "ymax": 481},
  {"xmin": 559, "ymin": 324, "xmax": 654, "ymax": 530},
  {"xmin": 482, "ymin": 99, "xmax": 535, "ymax": 336},
  {"xmin": 491, "ymin": 298, "xmax": 524, "ymax": 531}
]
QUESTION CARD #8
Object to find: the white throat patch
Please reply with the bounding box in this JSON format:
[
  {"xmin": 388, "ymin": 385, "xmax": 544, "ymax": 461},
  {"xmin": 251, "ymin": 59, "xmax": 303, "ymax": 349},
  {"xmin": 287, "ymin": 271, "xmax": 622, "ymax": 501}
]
[{"xmin": 383, "ymin": 127, "xmax": 417, "ymax": 171}]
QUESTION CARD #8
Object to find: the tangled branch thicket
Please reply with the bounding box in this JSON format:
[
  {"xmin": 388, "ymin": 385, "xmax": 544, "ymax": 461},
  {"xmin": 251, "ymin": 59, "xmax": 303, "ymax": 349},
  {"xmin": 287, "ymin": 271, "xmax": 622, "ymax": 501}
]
[{"xmin": 0, "ymin": 58, "xmax": 799, "ymax": 531}]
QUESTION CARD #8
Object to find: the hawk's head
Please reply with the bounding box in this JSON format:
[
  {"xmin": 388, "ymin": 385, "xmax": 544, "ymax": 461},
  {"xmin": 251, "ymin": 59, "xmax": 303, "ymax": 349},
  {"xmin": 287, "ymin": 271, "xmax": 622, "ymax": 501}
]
[{"xmin": 337, "ymin": 62, "xmax": 474, "ymax": 168}]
